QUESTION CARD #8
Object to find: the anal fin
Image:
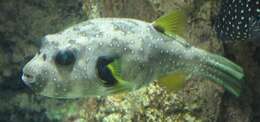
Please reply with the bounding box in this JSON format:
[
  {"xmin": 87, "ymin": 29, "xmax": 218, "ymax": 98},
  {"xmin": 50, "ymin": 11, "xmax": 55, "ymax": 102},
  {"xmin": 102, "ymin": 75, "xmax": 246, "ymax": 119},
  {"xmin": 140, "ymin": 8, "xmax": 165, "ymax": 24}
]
[{"xmin": 158, "ymin": 71, "xmax": 188, "ymax": 92}]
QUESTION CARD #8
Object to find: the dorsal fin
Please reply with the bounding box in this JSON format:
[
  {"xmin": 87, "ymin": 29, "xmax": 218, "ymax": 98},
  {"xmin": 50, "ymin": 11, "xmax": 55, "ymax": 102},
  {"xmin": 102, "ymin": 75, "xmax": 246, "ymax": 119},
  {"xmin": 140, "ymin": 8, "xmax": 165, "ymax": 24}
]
[{"xmin": 152, "ymin": 10, "xmax": 187, "ymax": 37}]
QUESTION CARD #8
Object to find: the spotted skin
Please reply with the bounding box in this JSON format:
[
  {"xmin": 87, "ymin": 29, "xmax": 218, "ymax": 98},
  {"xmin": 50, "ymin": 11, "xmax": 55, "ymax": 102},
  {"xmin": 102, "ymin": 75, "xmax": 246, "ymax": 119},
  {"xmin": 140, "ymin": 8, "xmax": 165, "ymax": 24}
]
[
  {"xmin": 215, "ymin": 0, "xmax": 260, "ymax": 42},
  {"xmin": 22, "ymin": 18, "xmax": 243, "ymax": 98}
]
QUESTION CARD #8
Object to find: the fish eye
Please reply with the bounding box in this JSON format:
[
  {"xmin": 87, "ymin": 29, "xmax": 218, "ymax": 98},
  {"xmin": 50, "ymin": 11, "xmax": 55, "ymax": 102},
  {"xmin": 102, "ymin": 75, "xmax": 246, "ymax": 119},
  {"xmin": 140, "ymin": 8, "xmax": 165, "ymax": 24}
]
[
  {"xmin": 55, "ymin": 49, "xmax": 76, "ymax": 65},
  {"xmin": 96, "ymin": 56, "xmax": 117, "ymax": 87}
]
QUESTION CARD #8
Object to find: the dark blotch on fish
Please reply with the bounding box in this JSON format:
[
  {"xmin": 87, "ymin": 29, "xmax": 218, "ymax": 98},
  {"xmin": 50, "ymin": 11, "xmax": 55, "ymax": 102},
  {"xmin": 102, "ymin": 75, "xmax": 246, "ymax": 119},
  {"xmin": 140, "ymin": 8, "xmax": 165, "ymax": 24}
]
[
  {"xmin": 96, "ymin": 56, "xmax": 118, "ymax": 87},
  {"xmin": 111, "ymin": 21, "xmax": 136, "ymax": 34}
]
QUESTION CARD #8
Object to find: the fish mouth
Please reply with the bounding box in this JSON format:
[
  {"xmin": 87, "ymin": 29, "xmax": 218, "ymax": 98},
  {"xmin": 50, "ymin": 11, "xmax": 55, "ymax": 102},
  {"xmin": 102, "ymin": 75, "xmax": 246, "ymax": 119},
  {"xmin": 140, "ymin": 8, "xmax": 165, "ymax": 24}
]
[{"xmin": 22, "ymin": 73, "xmax": 35, "ymax": 86}]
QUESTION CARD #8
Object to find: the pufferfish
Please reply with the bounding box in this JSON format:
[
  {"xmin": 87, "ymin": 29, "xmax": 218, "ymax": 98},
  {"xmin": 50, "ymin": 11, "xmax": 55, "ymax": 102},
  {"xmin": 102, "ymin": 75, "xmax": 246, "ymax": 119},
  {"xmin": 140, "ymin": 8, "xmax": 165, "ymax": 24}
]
[
  {"xmin": 22, "ymin": 11, "xmax": 244, "ymax": 98},
  {"xmin": 215, "ymin": 0, "xmax": 260, "ymax": 42}
]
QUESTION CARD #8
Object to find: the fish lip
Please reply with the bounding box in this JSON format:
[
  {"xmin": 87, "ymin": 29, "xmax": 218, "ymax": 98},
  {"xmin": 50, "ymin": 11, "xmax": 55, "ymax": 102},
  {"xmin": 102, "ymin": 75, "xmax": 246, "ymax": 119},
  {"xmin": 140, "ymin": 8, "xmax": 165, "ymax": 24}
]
[{"xmin": 21, "ymin": 73, "xmax": 35, "ymax": 87}]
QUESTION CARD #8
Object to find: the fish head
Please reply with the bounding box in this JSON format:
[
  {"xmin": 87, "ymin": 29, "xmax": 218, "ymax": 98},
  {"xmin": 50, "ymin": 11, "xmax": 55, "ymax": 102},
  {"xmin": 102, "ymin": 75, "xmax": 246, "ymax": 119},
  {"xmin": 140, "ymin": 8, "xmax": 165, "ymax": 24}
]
[{"xmin": 21, "ymin": 34, "xmax": 102, "ymax": 98}]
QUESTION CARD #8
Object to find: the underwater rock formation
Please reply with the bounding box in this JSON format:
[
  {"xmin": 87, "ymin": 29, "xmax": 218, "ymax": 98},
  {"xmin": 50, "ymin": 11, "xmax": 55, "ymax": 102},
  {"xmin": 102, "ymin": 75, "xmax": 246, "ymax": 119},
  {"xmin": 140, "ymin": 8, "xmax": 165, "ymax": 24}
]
[{"xmin": 0, "ymin": 0, "xmax": 86, "ymax": 122}]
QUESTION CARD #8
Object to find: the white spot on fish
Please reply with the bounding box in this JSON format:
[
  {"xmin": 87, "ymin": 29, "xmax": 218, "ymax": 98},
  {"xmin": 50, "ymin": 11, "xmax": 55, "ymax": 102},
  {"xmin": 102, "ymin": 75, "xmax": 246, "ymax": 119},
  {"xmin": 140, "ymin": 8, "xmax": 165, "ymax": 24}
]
[
  {"xmin": 109, "ymin": 43, "xmax": 113, "ymax": 47},
  {"xmin": 55, "ymin": 93, "xmax": 59, "ymax": 96},
  {"xmin": 44, "ymin": 71, "xmax": 48, "ymax": 75},
  {"xmin": 160, "ymin": 50, "xmax": 164, "ymax": 54},
  {"xmin": 98, "ymin": 42, "xmax": 103, "ymax": 46},
  {"xmin": 159, "ymin": 62, "xmax": 162, "ymax": 65},
  {"xmin": 148, "ymin": 43, "xmax": 152, "ymax": 47}
]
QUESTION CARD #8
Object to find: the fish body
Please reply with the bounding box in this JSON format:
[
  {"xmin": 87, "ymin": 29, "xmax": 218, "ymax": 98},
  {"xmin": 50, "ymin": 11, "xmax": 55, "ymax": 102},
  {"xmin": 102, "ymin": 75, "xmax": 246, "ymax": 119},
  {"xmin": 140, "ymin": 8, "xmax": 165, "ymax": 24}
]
[
  {"xmin": 22, "ymin": 12, "xmax": 244, "ymax": 98},
  {"xmin": 215, "ymin": 0, "xmax": 260, "ymax": 42}
]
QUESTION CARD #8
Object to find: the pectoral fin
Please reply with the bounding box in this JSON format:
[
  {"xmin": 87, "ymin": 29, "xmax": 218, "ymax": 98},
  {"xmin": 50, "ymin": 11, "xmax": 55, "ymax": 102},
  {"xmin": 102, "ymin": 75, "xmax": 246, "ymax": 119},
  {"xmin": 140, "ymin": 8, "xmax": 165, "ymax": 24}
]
[
  {"xmin": 107, "ymin": 59, "xmax": 135, "ymax": 92},
  {"xmin": 107, "ymin": 59, "xmax": 122, "ymax": 77}
]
